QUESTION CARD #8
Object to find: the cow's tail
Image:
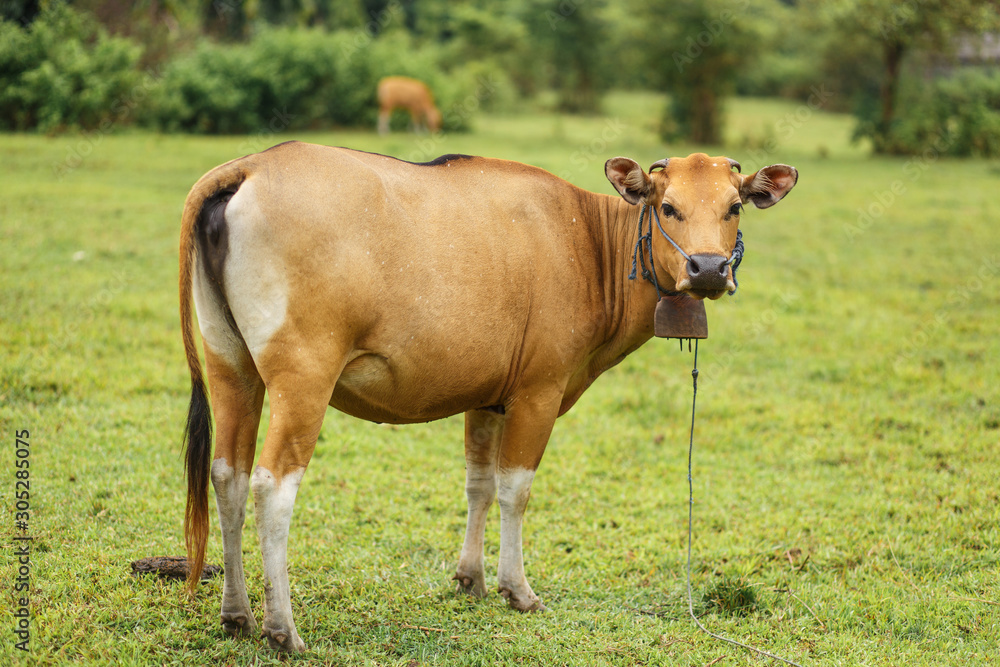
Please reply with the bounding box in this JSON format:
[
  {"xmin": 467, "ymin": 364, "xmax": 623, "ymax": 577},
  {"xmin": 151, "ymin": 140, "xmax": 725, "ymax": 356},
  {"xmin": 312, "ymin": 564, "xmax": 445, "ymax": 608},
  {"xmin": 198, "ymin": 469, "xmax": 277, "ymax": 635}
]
[{"xmin": 179, "ymin": 158, "xmax": 250, "ymax": 595}]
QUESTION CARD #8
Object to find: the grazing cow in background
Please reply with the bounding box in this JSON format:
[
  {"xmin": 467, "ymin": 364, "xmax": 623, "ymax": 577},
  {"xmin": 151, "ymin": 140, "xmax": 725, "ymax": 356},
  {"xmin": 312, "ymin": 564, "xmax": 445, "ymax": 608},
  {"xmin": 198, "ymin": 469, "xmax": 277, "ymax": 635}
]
[
  {"xmin": 179, "ymin": 141, "xmax": 797, "ymax": 651},
  {"xmin": 377, "ymin": 76, "xmax": 442, "ymax": 135}
]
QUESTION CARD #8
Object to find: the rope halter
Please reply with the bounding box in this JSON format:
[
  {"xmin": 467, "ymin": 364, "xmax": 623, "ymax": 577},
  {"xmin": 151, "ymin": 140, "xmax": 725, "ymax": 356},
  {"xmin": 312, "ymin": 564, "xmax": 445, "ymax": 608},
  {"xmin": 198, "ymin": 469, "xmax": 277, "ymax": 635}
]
[{"xmin": 628, "ymin": 159, "xmax": 745, "ymax": 297}]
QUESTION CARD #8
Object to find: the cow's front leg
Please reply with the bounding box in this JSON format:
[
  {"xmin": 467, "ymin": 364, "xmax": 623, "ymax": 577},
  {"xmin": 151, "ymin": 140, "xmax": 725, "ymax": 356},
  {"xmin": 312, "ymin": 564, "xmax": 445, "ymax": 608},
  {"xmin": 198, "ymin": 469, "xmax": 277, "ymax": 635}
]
[
  {"xmin": 454, "ymin": 409, "xmax": 504, "ymax": 597},
  {"xmin": 498, "ymin": 467, "xmax": 546, "ymax": 611},
  {"xmin": 495, "ymin": 391, "xmax": 562, "ymax": 612}
]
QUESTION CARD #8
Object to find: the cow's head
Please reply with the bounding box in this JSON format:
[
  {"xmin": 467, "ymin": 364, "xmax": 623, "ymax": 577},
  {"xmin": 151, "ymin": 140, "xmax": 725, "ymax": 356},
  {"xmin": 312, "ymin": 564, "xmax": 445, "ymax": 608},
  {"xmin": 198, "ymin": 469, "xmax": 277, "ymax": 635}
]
[{"xmin": 605, "ymin": 153, "xmax": 797, "ymax": 300}]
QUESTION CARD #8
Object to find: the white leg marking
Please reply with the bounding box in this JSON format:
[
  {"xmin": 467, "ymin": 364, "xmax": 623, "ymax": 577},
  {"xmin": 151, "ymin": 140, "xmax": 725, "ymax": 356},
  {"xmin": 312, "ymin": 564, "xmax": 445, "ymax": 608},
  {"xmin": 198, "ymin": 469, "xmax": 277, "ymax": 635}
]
[
  {"xmin": 211, "ymin": 459, "xmax": 257, "ymax": 636},
  {"xmin": 251, "ymin": 465, "xmax": 306, "ymax": 652},
  {"xmin": 455, "ymin": 460, "xmax": 496, "ymax": 596},
  {"xmin": 497, "ymin": 467, "xmax": 545, "ymax": 611}
]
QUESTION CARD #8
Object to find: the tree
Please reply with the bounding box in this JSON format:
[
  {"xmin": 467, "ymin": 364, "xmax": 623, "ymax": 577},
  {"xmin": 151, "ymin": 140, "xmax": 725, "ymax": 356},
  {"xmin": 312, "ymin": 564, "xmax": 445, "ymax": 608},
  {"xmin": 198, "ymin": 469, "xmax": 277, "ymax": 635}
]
[
  {"xmin": 202, "ymin": 0, "xmax": 249, "ymax": 40},
  {"xmin": 638, "ymin": 0, "xmax": 774, "ymax": 145},
  {"xmin": 542, "ymin": 0, "xmax": 607, "ymax": 112},
  {"xmin": 522, "ymin": 0, "xmax": 611, "ymax": 113},
  {"xmin": 826, "ymin": 0, "xmax": 1000, "ymax": 153},
  {"xmin": 1, "ymin": 0, "xmax": 40, "ymax": 25}
]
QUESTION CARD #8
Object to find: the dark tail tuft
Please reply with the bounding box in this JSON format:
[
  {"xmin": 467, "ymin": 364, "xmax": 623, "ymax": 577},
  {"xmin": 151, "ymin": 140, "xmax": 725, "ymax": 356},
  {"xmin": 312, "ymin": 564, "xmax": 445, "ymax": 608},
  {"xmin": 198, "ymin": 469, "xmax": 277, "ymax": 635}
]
[{"xmin": 183, "ymin": 374, "xmax": 212, "ymax": 594}]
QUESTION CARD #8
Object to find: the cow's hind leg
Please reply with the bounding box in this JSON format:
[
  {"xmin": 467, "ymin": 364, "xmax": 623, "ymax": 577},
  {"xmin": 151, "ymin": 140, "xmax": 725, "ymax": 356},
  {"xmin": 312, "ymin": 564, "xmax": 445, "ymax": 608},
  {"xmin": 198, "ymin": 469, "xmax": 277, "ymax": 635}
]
[
  {"xmin": 454, "ymin": 409, "xmax": 504, "ymax": 597},
  {"xmin": 251, "ymin": 372, "xmax": 335, "ymax": 653},
  {"xmin": 205, "ymin": 347, "xmax": 265, "ymax": 639}
]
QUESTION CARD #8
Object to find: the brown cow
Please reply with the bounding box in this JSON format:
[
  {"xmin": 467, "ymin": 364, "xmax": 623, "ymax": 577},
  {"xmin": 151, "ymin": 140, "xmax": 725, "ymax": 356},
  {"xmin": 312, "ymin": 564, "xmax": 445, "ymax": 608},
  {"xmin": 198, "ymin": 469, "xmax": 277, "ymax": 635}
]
[
  {"xmin": 377, "ymin": 76, "xmax": 442, "ymax": 135},
  {"xmin": 179, "ymin": 142, "xmax": 797, "ymax": 651}
]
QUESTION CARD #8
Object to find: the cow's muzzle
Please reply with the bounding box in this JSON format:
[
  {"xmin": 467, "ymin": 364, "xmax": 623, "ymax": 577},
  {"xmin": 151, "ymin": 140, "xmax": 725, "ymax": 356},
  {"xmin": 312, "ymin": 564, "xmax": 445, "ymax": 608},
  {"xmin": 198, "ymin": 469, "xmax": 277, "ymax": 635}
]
[
  {"xmin": 631, "ymin": 205, "xmax": 742, "ymax": 300},
  {"xmin": 683, "ymin": 253, "xmax": 731, "ymax": 292}
]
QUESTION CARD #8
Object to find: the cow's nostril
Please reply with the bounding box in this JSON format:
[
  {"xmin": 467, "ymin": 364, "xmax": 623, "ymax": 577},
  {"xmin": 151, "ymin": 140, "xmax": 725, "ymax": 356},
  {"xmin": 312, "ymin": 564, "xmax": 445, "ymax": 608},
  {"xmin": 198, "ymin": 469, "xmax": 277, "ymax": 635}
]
[{"xmin": 688, "ymin": 257, "xmax": 701, "ymax": 276}]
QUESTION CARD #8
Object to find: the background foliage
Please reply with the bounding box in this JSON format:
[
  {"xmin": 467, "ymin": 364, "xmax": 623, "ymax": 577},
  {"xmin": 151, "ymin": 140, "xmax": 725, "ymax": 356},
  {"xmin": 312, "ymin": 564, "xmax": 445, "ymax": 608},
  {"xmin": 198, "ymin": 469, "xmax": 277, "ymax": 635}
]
[
  {"xmin": 2, "ymin": 0, "xmax": 1000, "ymax": 152},
  {"xmin": 147, "ymin": 27, "xmax": 510, "ymax": 133},
  {"xmin": 0, "ymin": 3, "xmax": 141, "ymax": 132}
]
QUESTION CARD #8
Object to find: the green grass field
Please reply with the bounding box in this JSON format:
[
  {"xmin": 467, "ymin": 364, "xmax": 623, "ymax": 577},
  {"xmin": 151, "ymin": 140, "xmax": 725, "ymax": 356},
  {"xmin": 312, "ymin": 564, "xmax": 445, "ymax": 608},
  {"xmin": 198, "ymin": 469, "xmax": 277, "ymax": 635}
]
[{"xmin": 2, "ymin": 93, "xmax": 998, "ymax": 666}]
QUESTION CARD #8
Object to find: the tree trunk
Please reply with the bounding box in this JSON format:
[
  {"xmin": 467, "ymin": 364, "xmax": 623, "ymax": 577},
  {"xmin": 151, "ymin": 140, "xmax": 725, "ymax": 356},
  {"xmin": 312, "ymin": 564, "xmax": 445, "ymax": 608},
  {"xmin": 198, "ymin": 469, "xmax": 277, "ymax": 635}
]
[
  {"xmin": 877, "ymin": 39, "xmax": 906, "ymax": 153},
  {"xmin": 690, "ymin": 87, "xmax": 720, "ymax": 145}
]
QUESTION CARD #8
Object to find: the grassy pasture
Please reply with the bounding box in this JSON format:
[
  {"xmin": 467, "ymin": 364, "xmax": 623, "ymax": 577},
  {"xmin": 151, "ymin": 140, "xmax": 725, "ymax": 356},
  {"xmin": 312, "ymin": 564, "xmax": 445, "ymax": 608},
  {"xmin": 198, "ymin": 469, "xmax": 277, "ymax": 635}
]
[{"xmin": 1, "ymin": 94, "xmax": 998, "ymax": 666}]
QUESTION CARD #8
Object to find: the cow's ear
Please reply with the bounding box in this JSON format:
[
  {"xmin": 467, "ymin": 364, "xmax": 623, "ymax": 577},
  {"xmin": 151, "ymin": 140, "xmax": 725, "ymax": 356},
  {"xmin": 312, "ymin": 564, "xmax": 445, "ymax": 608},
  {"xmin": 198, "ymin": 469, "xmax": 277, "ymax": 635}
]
[
  {"xmin": 740, "ymin": 164, "xmax": 798, "ymax": 209},
  {"xmin": 605, "ymin": 157, "xmax": 652, "ymax": 205}
]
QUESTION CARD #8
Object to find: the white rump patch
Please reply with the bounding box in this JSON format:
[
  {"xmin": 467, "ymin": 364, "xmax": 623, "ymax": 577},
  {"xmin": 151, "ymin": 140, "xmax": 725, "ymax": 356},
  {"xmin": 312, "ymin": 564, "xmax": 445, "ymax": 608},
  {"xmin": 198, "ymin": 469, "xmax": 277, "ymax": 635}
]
[
  {"xmin": 193, "ymin": 259, "xmax": 246, "ymax": 369},
  {"xmin": 222, "ymin": 180, "xmax": 290, "ymax": 360}
]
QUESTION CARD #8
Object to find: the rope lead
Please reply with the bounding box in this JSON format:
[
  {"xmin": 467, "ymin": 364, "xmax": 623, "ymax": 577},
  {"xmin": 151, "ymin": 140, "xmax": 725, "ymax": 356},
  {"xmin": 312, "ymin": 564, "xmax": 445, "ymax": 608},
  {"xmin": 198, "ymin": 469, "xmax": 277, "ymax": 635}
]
[{"xmin": 684, "ymin": 340, "xmax": 804, "ymax": 667}]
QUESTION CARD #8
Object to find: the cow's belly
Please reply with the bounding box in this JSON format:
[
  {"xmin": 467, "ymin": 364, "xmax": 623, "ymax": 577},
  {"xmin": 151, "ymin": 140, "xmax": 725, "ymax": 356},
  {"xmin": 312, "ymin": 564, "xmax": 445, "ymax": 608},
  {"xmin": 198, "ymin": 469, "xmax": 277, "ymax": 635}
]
[{"xmin": 329, "ymin": 350, "xmax": 507, "ymax": 424}]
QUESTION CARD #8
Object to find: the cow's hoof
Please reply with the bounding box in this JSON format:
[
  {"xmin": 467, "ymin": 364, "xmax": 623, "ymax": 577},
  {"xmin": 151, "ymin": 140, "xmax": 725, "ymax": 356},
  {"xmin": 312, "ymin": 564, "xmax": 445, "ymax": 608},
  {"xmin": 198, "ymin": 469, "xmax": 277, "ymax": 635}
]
[
  {"xmin": 453, "ymin": 572, "xmax": 488, "ymax": 598},
  {"xmin": 498, "ymin": 586, "xmax": 547, "ymax": 612},
  {"xmin": 262, "ymin": 626, "xmax": 305, "ymax": 652},
  {"xmin": 221, "ymin": 611, "xmax": 257, "ymax": 638}
]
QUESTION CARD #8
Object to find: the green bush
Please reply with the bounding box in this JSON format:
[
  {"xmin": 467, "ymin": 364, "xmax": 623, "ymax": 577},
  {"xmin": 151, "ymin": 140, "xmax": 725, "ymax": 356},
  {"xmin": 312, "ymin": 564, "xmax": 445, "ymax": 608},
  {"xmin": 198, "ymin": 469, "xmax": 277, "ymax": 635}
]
[
  {"xmin": 0, "ymin": 8, "xmax": 510, "ymax": 135},
  {"xmin": 147, "ymin": 30, "xmax": 351, "ymax": 134},
  {"xmin": 145, "ymin": 26, "xmax": 508, "ymax": 134},
  {"xmin": 0, "ymin": 4, "xmax": 142, "ymax": 132},
  {"xmin": 854, "ymin": 68, "xmax": 1000, "ymax": 157}
]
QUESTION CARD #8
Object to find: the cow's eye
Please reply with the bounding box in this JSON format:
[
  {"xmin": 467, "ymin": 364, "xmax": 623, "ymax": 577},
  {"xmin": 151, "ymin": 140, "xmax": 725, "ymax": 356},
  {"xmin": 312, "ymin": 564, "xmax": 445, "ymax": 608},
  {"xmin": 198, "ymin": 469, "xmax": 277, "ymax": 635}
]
[
  {"xmin": 662, "ymin": 203, "xmax": 677, "ymax": 218},
  {"xmin": 728, "ymin": 202, "xmax": 743, "ymax": 217}
]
